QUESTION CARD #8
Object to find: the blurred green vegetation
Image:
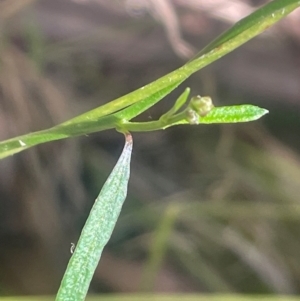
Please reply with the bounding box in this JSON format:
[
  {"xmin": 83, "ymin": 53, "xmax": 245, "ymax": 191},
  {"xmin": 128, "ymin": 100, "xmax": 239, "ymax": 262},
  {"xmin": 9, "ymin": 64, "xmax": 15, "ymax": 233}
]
[
  {"xmin": 1, "ymin": 0, "xmax": 300, "ymax": 298},
  {"xmin": 1, "ymin": 296, "xmax": 300, "ymax": 301}
]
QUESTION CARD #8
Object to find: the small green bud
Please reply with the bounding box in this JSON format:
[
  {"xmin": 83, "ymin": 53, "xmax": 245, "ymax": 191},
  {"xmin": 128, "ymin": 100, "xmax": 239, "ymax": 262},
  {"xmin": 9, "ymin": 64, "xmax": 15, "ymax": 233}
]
[
  {"xmin": 190, "ymin": 96, "xmax": 214, "ymax": 117},
  {"xmin": 185, "ymin": 109, "xmax": 199, "ymax": 125}
]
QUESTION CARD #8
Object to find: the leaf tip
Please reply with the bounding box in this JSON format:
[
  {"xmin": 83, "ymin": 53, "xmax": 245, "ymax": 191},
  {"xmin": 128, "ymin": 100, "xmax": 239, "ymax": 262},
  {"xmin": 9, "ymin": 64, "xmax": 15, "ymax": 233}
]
[{"xmin": 254, "ymin": 107, "xmax": 269, "ymax": 120}]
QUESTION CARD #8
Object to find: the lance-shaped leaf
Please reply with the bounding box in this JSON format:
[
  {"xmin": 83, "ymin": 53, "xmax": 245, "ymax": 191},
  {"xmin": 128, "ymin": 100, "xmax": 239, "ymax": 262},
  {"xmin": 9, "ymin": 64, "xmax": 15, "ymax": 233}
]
[
  {"xmin": 55, "ymin": 134, "xmax": 133, "ymax": 301},
  {"xmin": 198, "ymin": 105, "xmax": 269, "ymax": 124},
  {"xmin": 171, "ymin": 105, "xmax": 269, "ymax": 128},
  {"xmin": 122, "ymin": 104, "xmax": 269, "ymax": 132}
]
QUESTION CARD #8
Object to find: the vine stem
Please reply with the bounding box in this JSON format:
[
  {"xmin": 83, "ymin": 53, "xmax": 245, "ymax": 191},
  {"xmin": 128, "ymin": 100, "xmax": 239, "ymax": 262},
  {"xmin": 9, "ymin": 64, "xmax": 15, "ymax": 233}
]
[{"xmin": 120, "ymin": 110, "xmax": 190, "ymax": 132}]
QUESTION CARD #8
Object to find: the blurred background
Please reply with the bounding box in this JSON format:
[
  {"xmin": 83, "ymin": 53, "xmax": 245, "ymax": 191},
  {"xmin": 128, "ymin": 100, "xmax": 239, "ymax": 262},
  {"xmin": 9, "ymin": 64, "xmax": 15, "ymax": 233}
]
[{"xmin": 0, "ymin": 0, "xmax": 300, "ymax": 296}]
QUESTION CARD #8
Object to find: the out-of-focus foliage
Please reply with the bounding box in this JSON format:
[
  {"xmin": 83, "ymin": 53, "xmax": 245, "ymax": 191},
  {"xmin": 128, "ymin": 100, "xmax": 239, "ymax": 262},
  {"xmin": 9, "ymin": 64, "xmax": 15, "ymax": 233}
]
[
  {"xmin": 1, "ymin": 0, "xmax": 300, "ymax": 297},
  {"xmin": 1, "ymin": 295, "xmax": 300, "ymax": 301}
]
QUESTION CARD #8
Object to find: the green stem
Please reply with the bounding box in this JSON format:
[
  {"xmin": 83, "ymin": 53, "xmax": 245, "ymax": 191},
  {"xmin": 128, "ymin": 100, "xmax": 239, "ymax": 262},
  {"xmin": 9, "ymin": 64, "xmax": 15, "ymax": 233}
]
[{"xmin": 120, "ymin": 111, "xmax": 188, "ymax": 132}]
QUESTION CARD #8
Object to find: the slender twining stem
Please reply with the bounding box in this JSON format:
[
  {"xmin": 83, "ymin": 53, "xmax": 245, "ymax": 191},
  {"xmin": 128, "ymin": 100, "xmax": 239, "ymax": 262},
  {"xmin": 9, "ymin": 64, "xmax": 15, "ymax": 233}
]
[
  {"xmin": 0, "ymin": 89, "xmax": 268, "ymax": 159},
  {"xmin": 118, "ymin": 88, "xmax": 193, "ymax": 132},
  {"xmin": 120, "ymin": 110, "xmax": 189, "ymax": 132}
]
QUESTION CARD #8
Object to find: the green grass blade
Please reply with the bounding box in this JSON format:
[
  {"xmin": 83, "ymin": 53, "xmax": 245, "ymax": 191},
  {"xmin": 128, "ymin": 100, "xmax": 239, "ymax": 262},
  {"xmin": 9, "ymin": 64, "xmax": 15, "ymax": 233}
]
[
  {"xmin": 55, "ymin": 134, "xmax": 133, "ymax": 301},
  {"xmin": 140, "ymin": 204, "xmax": 180, "ymax": 292}
]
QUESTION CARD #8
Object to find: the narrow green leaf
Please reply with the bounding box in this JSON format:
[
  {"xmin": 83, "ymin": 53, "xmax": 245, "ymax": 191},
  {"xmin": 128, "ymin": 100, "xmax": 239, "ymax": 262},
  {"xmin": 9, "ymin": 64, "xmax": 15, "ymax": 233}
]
[
  {"xmin": 195, "ymin": 0, "xmax": 299, "ymax": 57},
  {"xmin": 114, "ymin": 82, "xmax": 183, "ymax": 121},
  {"xmin": 61, "ymin": 75, "xmax": 187, "ymax": 126},
  {"xmin": 0, "ymin": 0, "xmax": 298, "ymax": 159},
  {"xmin": 184, "ymin": 0, "xmax": 300, "ymax": 73},
  {"xmin": 198, "ymin": 105, "xmax": 269, "ymax": 124},
  {"xmin": 55, "ymin": 134, "xmax": 133, "ymax": 301},
  {"xmin": 174, "ymin": 105, "xmax": 269, "ymax": 126},
  {"xmin": 113, "ymin": 82, "xmax": 182, "ymax": 121},
  {"xmin": 0, "ymin": 114, "xmax": 118, "ymax": 159},
  {"xmin": 122, "ymin": 105, "xmax": 268, "ymax": 132},
  {"xmin": 159, "ymin": 87, "xmax": 190, "ymax": 123}
]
